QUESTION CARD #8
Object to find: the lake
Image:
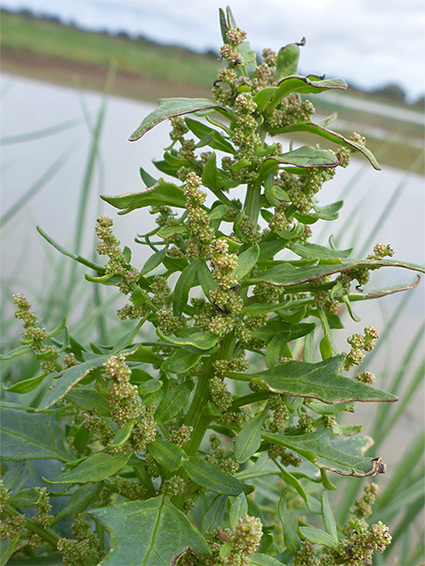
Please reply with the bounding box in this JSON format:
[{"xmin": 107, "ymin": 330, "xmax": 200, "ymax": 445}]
[{"xmin": 1, "ymin": 73, "xmax": 423, "ymax": 468}]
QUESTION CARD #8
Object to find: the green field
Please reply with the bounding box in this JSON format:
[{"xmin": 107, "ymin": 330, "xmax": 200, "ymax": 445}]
[{"xmin": 1, "ymin": 9, "xmax": 423, "ymax": 172}]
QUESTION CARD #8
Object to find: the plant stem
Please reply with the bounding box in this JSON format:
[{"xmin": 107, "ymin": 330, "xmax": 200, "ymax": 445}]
[{"xmin": 243, "ymin": 182, "xmax": 261, "ymax": 226}]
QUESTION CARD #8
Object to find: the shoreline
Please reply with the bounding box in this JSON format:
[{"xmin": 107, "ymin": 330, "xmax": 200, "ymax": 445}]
[
  {"xmin": 1, "ymin": 48, "xmax": 213, "ymax": 104},
  {"xmin": 1, "ymin": 48, "xmax": 423, "ymax": 174}
]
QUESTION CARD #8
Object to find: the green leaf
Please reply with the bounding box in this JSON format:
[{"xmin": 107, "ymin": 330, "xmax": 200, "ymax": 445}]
[
  {"xmin": 321, "ymin": 491, "xmax": 338, "ymax": 542},
  {"xmin": 158, "ymin": 328, "xmax": 219, "ymax": 350},
  {"xmin": 5, "ymin": 374, "xmax": 46, "ymax": 394},
  {"xmin": 140, "ymin": 248, "xmax": 167, "ymax": 275},
  {"xmin": 252, "ymin": 320, "xmax": 315, "ymax": 343},
  {"xmin": 270, "ymin": 121, "xmax": 381, "ymax": 170},
  {"xmin": 53, "ymin": 482, "xmax": 103, "ymax": 523},
  {"xmin": 263, "ymin": 429, "xmax": 387, "ymax": 477},
  {"xmin": 229, "ymin": 493, "xmax": 248, "ymax": 528},
  {"xmin": 290, "ymin": 242, "xmax": 352, "ymax": 260},
  {"xmin": 278, "ymin": 466, "xmax": 321, "ymax": 514},
  {"xmin": 197, "ymin": 260, "xmax": 218, "ymax": 298},
  {"xmin": 161, "ymin": 349, "xmax": 202, "ymax": 374},
  {"xmin": 271, "ymin": 146, "xmax": 339, "ymax": 168},
  {"xmin": 268, "ymin": 76, "xmax": 347, "ymax": 113},
  {"xmin": 320, "ymin": 334, "xmax": 333, "ymax": 360},
  {"xmin": 185, "ymin": 117, "xmax": 235, "ymax": 154},
  {"xmin": 148, "ymin": 440, "xmax": 187, "ymax": 472},
  {"xmin": 45, "ymin": 452, "xmax": 130, "ymax": 484},
  {"xmin": 36, "ymin": 226, "xmax": 105, "ymax": 273},
  {"xmin": 235, "ymin": 245, "xmax": 260, "ymax": 280},
  {"xmin": 183, "ymin": 456, "xmax": 253, "ymax": 495},
  {"xmin": 110, "ymin": 419, "xmax": 136, "ymax": 447},
  {"xmin": 248, "ymin": 258, "xmax": 425, "ymax": 287},
  {"xmin": 173, "ymin": 260, "xmax": 199, "ymax": 316},
  {"xmin": 101, "ymin": 179, "xmax": 186, "ymax": 214},
  {"xmin": 202, "ymin": 152, "xmax": 239, "ymax": 192},
  {"xmin": 37, "ymin": 355, "xmax": 109, "ymax": 411},
  {"xmin": 0, "ymin": 344, "xmax": 31, "ymax": 361},
  {"xmin": 235, "ymin": 410, "xmax": 267, "ymax": 463},
  {"xmin": 299, "ymin": 526, "xmax": 338, "ymax": 550},
  {"xmin": 155, "ymin": 380, "xmax": 194, "ymax": 423},
  {"xmin": 0, "ymin": 405, "xmax": 73, "ymax": 463},
  {"xmin": 274, "ymin": 41, "xmax": 303, "ymax": 80},
  {"xmin": 278, "ymin": 492, "xmax": 301, "ymax": 555},
  {"xmin": 138, "ymin": 379, "xmax": 162, "ymax": 396},
  {"xmin": 129, "ymin": 97, "xmax": 221, "ymax": 141},
  {"xmin": 65, "ymin": 387, "xmax": 111, "ymax": 416},
  {"xmin": 252, "ymin": 87, "xmax": 277, "ymax": 111},
  {"xmin": 1, "ymin": 538, "xmax": 19, "ymax": 566},
  {"xmin": 250, "ymin": 554, "xmax": 289, "ymax": 566},
  {"xmin": 89, "ymin": 495, "xmax": 210, "ymax": 564},
  {"xmin": 227, "ymin": 356, "xmax": 397, "ymax": 404},
  {"xmin": 139, "ymin": 166, "xmax": 157, "ymax": 187},
  {"xmin": 126, "ymin": 344, "xmax": 163, "ymax": 365}
]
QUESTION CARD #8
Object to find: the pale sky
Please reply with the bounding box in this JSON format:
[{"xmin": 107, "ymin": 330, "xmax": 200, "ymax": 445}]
[{"xmin": 1, "ymin": 0, "xmax": 424, "ymax": 100}]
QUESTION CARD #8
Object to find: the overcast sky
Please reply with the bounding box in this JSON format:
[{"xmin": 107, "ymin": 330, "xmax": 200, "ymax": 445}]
[{"xmin": 1, "ymin": 0, "xmax": 424, "ymax": 100}]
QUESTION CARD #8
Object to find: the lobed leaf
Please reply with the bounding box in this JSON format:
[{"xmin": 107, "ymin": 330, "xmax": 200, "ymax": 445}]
[
  {"xmin": 129, "ymin": 97, "xmax": 221, "ymax": 141},
  {"xmin": 269, "ymin": 121, "xmax": 381, "ymax": 170},
  {"xmin": 45, "ymin": 452, "xmax": 130, "ymax": 484},
  {"xmin": 148, "ymin": 440, "xmax": 187, "ymax": 472},
  {"xmin": 227, "ymin": 355, "xmax": 397, "ymax": 404},
  {"xmin": 90, "ymin": 495, "xmax": 210, "ymax": 564},
  {"xmin": 183, "ymin": 456, "xmax": 254, "ymax": 496},
  {"xmin": 263, "ymin": 429, "xmax": 387, "ymax": 477},
  {"xmin": 0, "ymin": 405, "xmax": 73, "ymax": 463},
  {"xmin": 37, "ymin": 355, "xmax": 109, "ymax": 411},
  {"xmin": 248, "ymin": 258, "xmax": 425, "ymax": 287},
  {"xmin": 270, "ymin": 146, "xmax": 340, "ymax": 168},
  {"xmin": 101, "ymin": 179, "xmax": 186, "ymax": 214}
]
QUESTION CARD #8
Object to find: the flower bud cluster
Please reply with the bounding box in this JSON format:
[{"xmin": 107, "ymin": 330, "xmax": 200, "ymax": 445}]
[
  {"xmin": 237, "ymin": 214, "xmax": 261, "ymax": 244},
  {"xmin": 102, "ymin": 355, "xmax": 157, "ymax": 450},
  {"xmin": 169, "ymin": 116, "xmax": 189, "ymax": 142},
  {"xmin": 369, "ymin": 242, "xmax": 395, "ymax": 259},
  {"xmin": 169, "ymin": 424, "xmax": 193, "ymax": 446},
  {"xmin": 161, "ymin": 476, "xmax": 185, "ymax": 496},
  {"xmin": 0, "ymin": 514, "xmax": 26, "ymax": 541},
  {"xmin": 226, "ymin": 27, "xmax": 247, "ymax": 47},
  {"xmin": 232, "ymin": 94, "xmax": 261, "ymax": 156},
  {"xmin": 13, "ymin": 293, "xmax": 60, "ymax": 374},
  {"xmin": 350, "ymin": 483, "xmax": 379, "ymax": 519},
  {"xmin": 355, "ymin": 370, "xmax": 376, "ymax": 384},
  {"xmin": 267, "ymin": 444, "xmax": 302, "ymax": 467},
  {"xmin": 109, "ymin": 477, "xmax": 146, "ymax": 500},
  {"xmin": 117, "ymin": 303, "xmax": 147, "ymax": 320},
  {"xmin": 209, "ymin": 376, "xmax": 233, "ymax": 411},
  {"xmin": 266, "ymin": 94, "xmax": 314, "ymax": 129},
  {"xmin": 95, "ymin": 217, "xmax": 139, "ymax": 295},
  {"xmin": 266, "ymin": 394, "xmax": 289, "ymax": 432},
  {"xmin": 58, "ymin": 513, "xmax": 102, "ymax": 566},
  {"xmin": 333, "ymin": 521, "xmax": 392, "ymax": 565},
  {"xmin": 32, "ymin": 487, "xmax": 53, "ymax": 528},
  {"xmin": 156, "ymin": 308, "xmax": 186, "ymax": 335},
  {"xmin": 314, "ymin": 290, "xmax": 339, "ymax": 315},
  {"xmin": 204, "ymin": 514, "xmax": 263, "ymax": 566},
  {"xmin": 184, "ymin": 173, "xmax": 214, "ymax": 259},
  {"xmin": 344, "ymin": 326, "xmax": 379, "ymax": 370},
  {"xmin": 209, "ymin": 239, "xmax": 238, "ymax": 290},
  {"xmin": 220, "ymin": 44, "xmax": 243, "ymax": 68},
  {"xmin": 82, "ymin": 412, "xmax": 114, "ymax": 446}
]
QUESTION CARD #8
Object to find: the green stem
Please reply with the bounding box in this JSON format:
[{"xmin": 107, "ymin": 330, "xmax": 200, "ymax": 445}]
[{"xmin": 243, "ymin": 182, "xmax": 261, "ymax": 226}]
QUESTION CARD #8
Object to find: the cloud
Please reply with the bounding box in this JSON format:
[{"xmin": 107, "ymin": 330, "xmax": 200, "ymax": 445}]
[{"xmin": 1, "ymin": 0, "xmax": 423, "ymax": 98}]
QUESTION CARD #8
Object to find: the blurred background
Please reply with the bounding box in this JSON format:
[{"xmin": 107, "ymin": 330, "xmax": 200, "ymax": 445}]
[{"xmin": 0, "ymin": 1, "xmax": 424, "ymax": 563}]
